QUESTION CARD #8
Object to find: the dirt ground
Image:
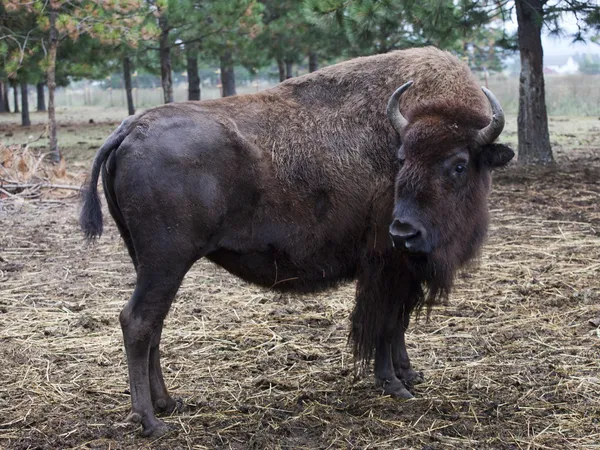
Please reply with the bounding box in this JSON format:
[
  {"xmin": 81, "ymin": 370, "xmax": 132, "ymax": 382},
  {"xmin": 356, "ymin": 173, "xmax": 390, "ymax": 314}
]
[{"xmin": 0, "ymin": 109, "xmax": 599, "ymax": 449}]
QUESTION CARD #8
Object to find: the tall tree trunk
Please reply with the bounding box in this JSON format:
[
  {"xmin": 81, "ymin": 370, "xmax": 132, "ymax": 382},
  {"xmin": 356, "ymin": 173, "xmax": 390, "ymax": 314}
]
[
  {"xmin": 123, "ymin": 56, "xmax": 135, "ymax": 115},
  {"xmin": 12, "ymin": 81, "xmax": 19, "ymax": 113},
  {"xmin": 20, "ymin": 81, "xmax": 31, "ymax": 127},
  {"xmin": 187, "ymin": 44, "xmax": 200, "ymax": 101},
  {"xmin": 48, "ymin": 9, "xmax": 60, "ymax": 163},
  {"xmin": 36, "ymin": 82, "xmax": 46, "ymax": 111},
  {"xmin": 515, "ymin": 0, "xmax": 553, "ymax": 165},
  {"xmin": 0, "ymin": 81, "xmax": 5, "ymax": 113},
  {"xmin": 158, "ymin": 13, "xmax": 173, "ymax": 104},
  {"xmin": 3, "ymin": 81, "xmax": 10, "ymax": 112},
  {"xmin": 277, "ymin": 57, "xmax": 285, "ymax": 82},
  {"xmin": 308, "ymin": 51, "xmax": 318, "ymax": 72},
  {"xmin": 220, "ymin": 50, "xmax": 236, "ymax": 97},
  {"xmin": 285, "ymin": 59, "xmax": 293, "ymax": 79}
]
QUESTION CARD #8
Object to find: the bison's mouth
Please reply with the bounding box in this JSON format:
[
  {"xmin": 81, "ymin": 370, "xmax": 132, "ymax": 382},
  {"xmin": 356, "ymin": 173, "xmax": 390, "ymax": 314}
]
[
  {"xmin": 390, "ymin": 234, "xmax": 431, "ymax": 254},
  {"xmin": 402, "ymin": 250, "xmax": 430, "ymax": 273}
]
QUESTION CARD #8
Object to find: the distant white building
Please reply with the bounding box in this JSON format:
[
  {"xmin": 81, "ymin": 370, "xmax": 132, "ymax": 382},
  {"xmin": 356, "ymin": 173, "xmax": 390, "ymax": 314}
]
[{"xmin": 544, "ymin": 55, "xmax": 580, "ymax": 75}]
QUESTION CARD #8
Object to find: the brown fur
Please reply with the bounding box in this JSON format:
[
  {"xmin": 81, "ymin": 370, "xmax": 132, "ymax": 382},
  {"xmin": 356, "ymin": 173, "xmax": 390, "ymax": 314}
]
[{"xmin": 79, "ymin": 47, "xmax": 513, "ymax": 436}]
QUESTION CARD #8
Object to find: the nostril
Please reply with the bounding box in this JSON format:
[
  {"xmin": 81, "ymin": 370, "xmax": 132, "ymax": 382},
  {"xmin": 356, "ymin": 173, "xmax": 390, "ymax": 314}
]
[
  {"xmin": 390, "ymin": 220, "xmax": 420, "ymax": 240},
  {"xmin": 390, "ymin": 218, "xmax": 429, "ymax": 253}
]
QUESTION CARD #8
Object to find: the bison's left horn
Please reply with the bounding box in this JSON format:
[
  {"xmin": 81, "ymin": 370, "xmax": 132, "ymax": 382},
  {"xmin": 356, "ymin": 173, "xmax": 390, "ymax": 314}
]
[
  {"xmin": 387, "ymin": 81, "xmax": 413, "ymax": 139},
  {"xmin": 476, "ymin": 87, "xmax": 505, "ymax": 145}
]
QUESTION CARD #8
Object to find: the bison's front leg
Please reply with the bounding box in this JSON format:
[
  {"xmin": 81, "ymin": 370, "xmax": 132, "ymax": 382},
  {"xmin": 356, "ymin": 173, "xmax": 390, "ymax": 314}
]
[
  {"xmin": 391, "ymin": 313, "xmax": 424, "ymax": 387},
  {"xmin": 374, "ymin": 337, "xmax": 413, "ymax": 399},
  {"xmin": 375, "ymin": 336, "xmax": 413, "ymax": 398},
  {"xmin": 374, "ymin": 296, "xmax": 423, "ymax": 397}
]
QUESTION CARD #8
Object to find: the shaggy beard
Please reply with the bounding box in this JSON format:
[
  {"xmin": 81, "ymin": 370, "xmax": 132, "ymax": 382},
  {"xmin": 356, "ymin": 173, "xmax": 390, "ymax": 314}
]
[
  {"xmin": 406, "ymin": 250, "xmax": 455, "ymax": 316},
  {"xmin": 350, "ymin": 249, "xmax": 456, "ymax": 368}
]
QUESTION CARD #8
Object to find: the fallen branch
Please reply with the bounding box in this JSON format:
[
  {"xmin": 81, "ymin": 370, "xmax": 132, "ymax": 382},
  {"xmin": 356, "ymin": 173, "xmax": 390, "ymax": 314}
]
[
  {"xmin": 0, "ymin": 187, "xmax": 18, "ymax": 198},
  {"xmin": 0, "ymin": 183, "xmax": 80, "ymax": 192}
]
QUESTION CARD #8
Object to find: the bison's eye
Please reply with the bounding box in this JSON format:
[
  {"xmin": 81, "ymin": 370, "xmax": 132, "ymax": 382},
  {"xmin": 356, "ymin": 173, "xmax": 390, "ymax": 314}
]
[
  {"xmin": 454, "ymin": 164, "xmax": 467, "ymax": 174},
  {"xmin": 444, "ymin": 152, "xmax": 469, "ymax": 181}
]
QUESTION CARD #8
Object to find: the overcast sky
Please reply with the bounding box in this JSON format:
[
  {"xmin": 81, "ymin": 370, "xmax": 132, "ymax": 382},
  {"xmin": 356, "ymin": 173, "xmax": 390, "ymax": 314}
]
[
  {"xmin": 504, "ymin": 6, "xmax": 600, "ymax": 56},
  {"xmin": 541, "ymin": 34, "xmax": 600, "ymax": 56}
]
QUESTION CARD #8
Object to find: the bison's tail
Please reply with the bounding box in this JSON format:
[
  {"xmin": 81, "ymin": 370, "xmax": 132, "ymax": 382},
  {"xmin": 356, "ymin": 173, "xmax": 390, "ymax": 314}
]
[{"xmin": 79, "ymin": 118, "xmax": 133, "ymax": 241}]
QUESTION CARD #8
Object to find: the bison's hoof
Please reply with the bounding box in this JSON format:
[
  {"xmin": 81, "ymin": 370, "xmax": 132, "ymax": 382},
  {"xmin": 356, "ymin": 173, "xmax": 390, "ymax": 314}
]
[
  {"xmin": 385, "ymin": 382, "xmax": 414, "ymax": 399},
  {"xmin": 141, "ymin": 418, "xmax": 170, "ymax": 438},
  {"xmin": 125, "ymin": 412, "xmax": 142, "ymax": 423},
  {"xmin": 397, "ymin": 368, "xmax": 424, "ymax": 387},
  {"xmin": 376, "ymin": 378, "xmax": 414, "ymax": 399},
  {"xmin": 126, "ymin": 411, "xmax": 171, "ymax": 437}
]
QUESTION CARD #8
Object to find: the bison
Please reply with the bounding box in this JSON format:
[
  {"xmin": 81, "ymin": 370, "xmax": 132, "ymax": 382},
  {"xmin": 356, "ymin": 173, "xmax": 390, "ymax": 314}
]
[{"xmin": 80, "ymin": 46, "xmax": 513, "ymax": 437}]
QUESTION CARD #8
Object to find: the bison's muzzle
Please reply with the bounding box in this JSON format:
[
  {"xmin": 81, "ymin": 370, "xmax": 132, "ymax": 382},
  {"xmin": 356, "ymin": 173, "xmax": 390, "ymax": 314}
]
[{"xmin": 389, "ymin": 218, "xmax": 429, "ymax": 253}]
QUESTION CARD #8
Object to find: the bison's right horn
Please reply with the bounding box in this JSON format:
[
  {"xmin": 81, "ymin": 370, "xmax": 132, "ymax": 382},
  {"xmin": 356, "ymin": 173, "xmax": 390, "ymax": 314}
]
[
  {"xmin": 476, "ymin": 87, "xmax": 505, "ymax": 145},
  {"xmin": 387, "ymin": 81, "xmax": 413, "ymax": 140}
]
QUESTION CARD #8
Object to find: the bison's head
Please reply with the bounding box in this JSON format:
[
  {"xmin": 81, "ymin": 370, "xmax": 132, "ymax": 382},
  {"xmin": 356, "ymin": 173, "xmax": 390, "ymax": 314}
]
[{"xmin": 387, "ymin": 82, "xmax": 514, "ymax": 300}]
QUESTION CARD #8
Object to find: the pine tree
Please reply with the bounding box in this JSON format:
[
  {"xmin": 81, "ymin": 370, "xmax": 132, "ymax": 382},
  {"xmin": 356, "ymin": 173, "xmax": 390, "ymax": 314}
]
[
  {"xmin": 257, "ymin": 0, "xmax": 346, "ymax": 81},
  {"xmin": 199, "ymin": 1, "xmax": 264, "ymax": 97},
  {"xmin": 514, "ymin": 0, "xmax": 599, "ymax": 164},
  {"xmin": 3, "ymin": 0, "xmax": 155, "ymax": 162}
]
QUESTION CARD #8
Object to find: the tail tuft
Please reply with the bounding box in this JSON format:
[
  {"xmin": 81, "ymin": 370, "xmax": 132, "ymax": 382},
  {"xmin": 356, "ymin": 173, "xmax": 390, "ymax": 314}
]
[{"xmin": 79, "ymin": 180, "xmax": 103, "ymax": 241}]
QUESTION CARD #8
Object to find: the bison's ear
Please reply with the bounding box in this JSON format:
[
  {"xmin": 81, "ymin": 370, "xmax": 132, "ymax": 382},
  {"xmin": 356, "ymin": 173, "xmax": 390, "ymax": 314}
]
[{"xmin": 479, "ymin": 143, "xmax": 514, "ymax": 169}]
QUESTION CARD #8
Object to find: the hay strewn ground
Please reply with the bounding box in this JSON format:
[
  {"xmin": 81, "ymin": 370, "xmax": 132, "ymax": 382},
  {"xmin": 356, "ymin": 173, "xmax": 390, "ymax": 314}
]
[{"xmin": 0, "ymin": 111, "xmax": 599, "ymax": 449}]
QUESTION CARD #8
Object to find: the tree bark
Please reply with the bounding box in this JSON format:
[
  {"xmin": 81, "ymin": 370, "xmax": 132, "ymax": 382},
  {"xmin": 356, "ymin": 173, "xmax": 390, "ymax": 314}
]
[
  {"xmin": 36, "ymin": 82, "xmax": 46, "ymax": 111},
  {"xmin": 12, "ymin": 80, "xmax": 19, "ymax": 113},
  {"xmin": 123, "ymin": 56, "xmax": 135, "ymax": 115},
  {"xmin": 308, "ymin": 51, "xmax": 318, "ymax": 72},
  {"xmin": 158, "ymin": 13, "xmax": 173, "ymax": 104},
  {"xmin": 515, "ymin": 0, "xmax": 553, "ymax": 165},
  {"xmin": 220, "ymin": 50, "xmax": 236, "ymax": 97},
  {"xmin": 0, "ymin": 81, "xmax": 5, "ymax": 113},
  {"xmin": 3, "ymin": 81, "xmax": 10, "ymax": 112},
  {"xmin": 48, "ymin": 9, "xmax": 60, "ymax": 163},
  {"xmin": 285, "ymin": 59, "xmax": 293, "ymax": 79},
  {"xmin": 20, "ymin": 81, "xmax": 31, "ymax": 127},
  {"xmin": 277, "ymin": 57, "xmax": 285, "ymax": 82},
  {"xmin": 187, "ymin": 44, "xmax": 201, "ymax": 101}
]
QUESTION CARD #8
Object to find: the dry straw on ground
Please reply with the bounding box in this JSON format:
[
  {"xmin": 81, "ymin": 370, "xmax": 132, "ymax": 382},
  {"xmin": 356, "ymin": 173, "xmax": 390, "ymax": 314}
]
[
  {"xmin": 1, "ymin": 142, "xmax": 83, "ymax": 201},
  {"xmin": 0, "ymin": 120, "xmax": 599, "ymax": 449}
]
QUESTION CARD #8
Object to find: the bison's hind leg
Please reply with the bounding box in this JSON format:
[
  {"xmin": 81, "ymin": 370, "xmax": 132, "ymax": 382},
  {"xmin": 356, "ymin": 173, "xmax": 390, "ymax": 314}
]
[
  {"xmin": 149, "ymin": 324, "xmax": 183, "ymax": 415},
  {"xmin": 120, "ymin": 245, "xmax": 196, "ymax": 437}
]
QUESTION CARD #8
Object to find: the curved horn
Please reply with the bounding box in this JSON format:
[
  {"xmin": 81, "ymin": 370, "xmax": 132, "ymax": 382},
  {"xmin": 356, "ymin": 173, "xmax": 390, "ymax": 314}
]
[
  {"xmin": 387, "ymin": 81, "xmax": 413, "ymax": 139},
  {"xmin": 476, "ymin": 87, "xmax": 505, "ymax": 145}
]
